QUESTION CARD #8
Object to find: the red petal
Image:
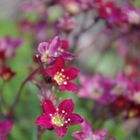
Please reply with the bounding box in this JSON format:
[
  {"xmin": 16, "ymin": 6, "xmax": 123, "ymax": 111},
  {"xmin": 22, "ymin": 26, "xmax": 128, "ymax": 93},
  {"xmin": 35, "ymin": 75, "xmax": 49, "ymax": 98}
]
[
  {"xmin": 54, "ymin": 58, "xmax": 65, "ymax": 71},
  {"xmin": 46, "ymin": 58, "xmax": 65, "ymax": 76},
  {"xmin": 35, "ymin": 114, "xmax": 52, "ymax": 129},
  {"xmin": 60, "ymin": 82, "xmax": 79, "ymax": 93},
  {"xmin": 46, "ymin": 67, "xmax": 57, "ymax": 77},
  {"xmin": 67, "ymin": 113, "xmax": 83, "ymax": 126},
  {"xmin": 54, "ymin": 126, "xmax": 67, "ymax": 138},
  {"xmin": 61, "ymin": 40, "xmax": 69, "ymax": 50},
  {"xmin": 64, "ymin": 67, "xmax": 79, "ymax": 80},
  {"xmin": 41, "ymin": 100, "xmax": 56, "ymax": 114},
  {"xmin": 58, "ymin": 99, "xmax": 74, "ymax": 115}
]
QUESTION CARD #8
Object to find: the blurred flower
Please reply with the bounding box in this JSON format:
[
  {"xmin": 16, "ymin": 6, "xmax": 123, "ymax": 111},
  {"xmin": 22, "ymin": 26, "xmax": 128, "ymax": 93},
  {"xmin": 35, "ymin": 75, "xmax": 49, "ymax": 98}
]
[
  {"xmin": 0, "ymin": 65, "xmax": 16, "ymax": 81},
  {"xmin": 112, "ymin": 96, "xmax": 130, "ymax": 110},
  {"xmin": 111, "ymin": 73, "xmax": 128, "ymax": 96},
  {"xmin": 127, "ymin": 104, "xmax": 140, "ymax": 118},
  {"xmin": 79, "ymin": 74, "xmax": 116, "ymax": 104},
  {"xmin": 76, "ymin": 0, "xmax": 94, "ymax": 10},
  {"xmin": 19, "ymin": 0, "xmax": 47, "ymax": 15},
  {"xmin": 123, "ymin": 5, "xmax": 140, "ymax": 25},
  {"xmin": 35, "ymin": 99, "xmax": 83, "ymax": 137},
  {"xmin": 96, "ymin": 0, "xmax": 126, "ymax": 26},
  {"xmin": 0, "ymin": 36, "xmax": 22, "ymax": 61},
  {"xmin": 57, "ymin": 14, "xmax": 76, "ymax": 33},
  {"xmin": 37, "ymin": 36, "xmax": 74, "ymax": 64},
  {"xmin": 46, "ymin": 58, "xmax": 79, "ymax": 92},
  {"xmin": 0, "ymin": 120, "xmax": 13, "ymax": 140},
  {"xmin": 72, "ymin": 120, "xmax": 115, "ymax": 140},
  {"xmin": 61, "ymin": 0, "xmax": 80, "ymax": 15},
  {"xmin": 19, "ymin": 19, "xmax": 34, "ymax": 33}
]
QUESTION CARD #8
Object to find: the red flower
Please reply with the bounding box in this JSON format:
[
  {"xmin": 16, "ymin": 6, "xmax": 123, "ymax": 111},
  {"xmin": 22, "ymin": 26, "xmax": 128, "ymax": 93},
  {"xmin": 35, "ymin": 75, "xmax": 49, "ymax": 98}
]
[
  {"xmin": 35, "ymin": 99, "xmax": 83, "ymax": 137},
  {"xmin": 0, "ymin": 65, "xmax": 16, "ymax": 81},
  {"xmin": 96, "ymin": 1, "xmax": 125, "ymax": 26},
  {"xmin": 46, "ymin": 58, "xmax": 79, "ymax": 92}
]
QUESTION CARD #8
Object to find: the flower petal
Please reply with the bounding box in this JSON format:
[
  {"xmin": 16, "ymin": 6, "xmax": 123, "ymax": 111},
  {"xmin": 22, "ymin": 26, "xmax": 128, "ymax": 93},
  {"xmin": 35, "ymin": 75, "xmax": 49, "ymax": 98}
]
[
  {"xmin": 60, "ymin": 82, "xmax": 79, "ymax": 93},
  {"xmin": 54, "ymin": 58, "xmax": 65, "ymax": 71},
  {"xmin": 35, "ymin": 114, "xmax": 52, "ymax": 129},
  {"xmin": 41, "ymin": 100, "xmax": 56, "ymax": 114},
  {"xmin": 46, "ymin": 67, "xmax": 57, "ymax": 77},
  {"xmin": 61, "ymin": 40, "xmax": 68, "ymax": 50},
  {"xmin": 38, "ymin": 42, "xmax": 49, "ymax": 54},
  {"xmin": 0, "ymin": 120, "xmax": 13, "ymax": 135},
  {"xmin": 64, "ymin": 67, "xmax": 79, "ymax": 80},
  {"xmin": 46, "ymin": 58, "xmax": 65, "ymax": 76},
  {"xmin": 58, "ymin": 99, "xmax": 74, "ymax": 115},
  {"xmin": 67, "ymin": 113, "xmax": 83, "ymax": 126},
  {"xmin": 54, "ymin": 126, "xmax": 67, "ymax": 138},
  {"xmin": 49, "ymin": 36, "xmax": 60, "ymax": 55}
]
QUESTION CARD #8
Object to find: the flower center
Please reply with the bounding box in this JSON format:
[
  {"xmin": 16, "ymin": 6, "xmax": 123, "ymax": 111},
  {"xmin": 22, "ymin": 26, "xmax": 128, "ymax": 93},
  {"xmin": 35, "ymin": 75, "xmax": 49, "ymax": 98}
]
[
  {"xmin": 128, "ymin": 109, "xmax": 139, "ymax": 118},
  {"xmin": 92, "ymin": 85, "xmax": 103, "ymax": 99},
  {"xmin": 54, "ymin": 69, "xmax": 68, "ymax": 85},
  {"xmin": 106, "ymin": 7, "xmax": 112, "ymax": 14},
  {"xmin": 41, "ymin": 51, "xmax": 49, "ymax": 63},
  {"xmin": 51, "ymin": 113, "xmax": 65, "ymax": 127},
  {"xmin": 50, "ymin": 109, "xmax": 71, "ymax": 127},
  {"xmin": 111, "ymin": 85, "xmax": 124, "ymax": 95},
  {"xmin": 2, "ymin": 73, "xmax": 10, "ymax": 80}
]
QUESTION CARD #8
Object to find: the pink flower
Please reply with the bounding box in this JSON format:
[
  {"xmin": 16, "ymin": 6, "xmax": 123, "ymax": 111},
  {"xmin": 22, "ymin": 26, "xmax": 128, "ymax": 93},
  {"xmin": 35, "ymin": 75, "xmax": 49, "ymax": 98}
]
[
  {"xmin": 72, "ymin": 120, "xmax": 115, "ymax": 140},
  {"xmin": 79, "ymin": 74, "xmax": 116, "ymax": 104},
  {"xmin": 0, "ymin": 36, "xmax": 22, "ymax": 61},
  {"xmin": 0, "ymin": 65, "xmax": 16, "ymax": 81},
  {"xmin": 38, "ymin": 36, "xmax": 74, "ymax": 64},
  {"xmin": 123, "ymin": 5, "xmax": 140, "ymax": 25},
  {"xmin": 57, "ymin": 14, "xmax": 76, "ymax": 32},
  {"xmin": 46, "ymin": 58, "xmax": 79, "ymax": 92},
  {"xmin": 0, "ymin": 120, "xmax": 13, "ymax": 140},
  {"xmin": 35, "ymin": 99, "xmax": 83, "ymax": 137}
]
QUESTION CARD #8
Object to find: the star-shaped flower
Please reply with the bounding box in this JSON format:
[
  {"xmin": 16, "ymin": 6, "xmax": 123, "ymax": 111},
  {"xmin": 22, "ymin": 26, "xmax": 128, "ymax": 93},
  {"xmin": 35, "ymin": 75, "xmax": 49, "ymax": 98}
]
[{"xmin": 35, "ymin": 99, "xmax": 83, "ymax": 137}]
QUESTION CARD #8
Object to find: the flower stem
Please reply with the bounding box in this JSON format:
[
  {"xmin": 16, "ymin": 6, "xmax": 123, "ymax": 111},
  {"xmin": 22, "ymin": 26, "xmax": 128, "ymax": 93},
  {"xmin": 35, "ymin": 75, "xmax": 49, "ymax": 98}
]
[
  {"xmin": 8, "ymin": 65, "xmax": 42, "ymax": 116},
  {"xmin": 37, "ymin": 126, "xmax": 44, "ymax": 140}
]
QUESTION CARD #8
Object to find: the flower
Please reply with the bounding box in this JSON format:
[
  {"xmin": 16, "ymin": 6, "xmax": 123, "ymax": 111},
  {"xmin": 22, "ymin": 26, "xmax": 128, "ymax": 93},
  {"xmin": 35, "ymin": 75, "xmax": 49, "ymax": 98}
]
[
  {"xmin": 72, "ymin": 120, "xmax": 115, "ymax": 140},
  {"xmin": 38, "ymin": 36, "xmax": 74, "ymax": 64},
  {"xmin": 0, "ymin": 120, "xmax": 13, "ymax": 140},
  {"xmin": 0, "ymin": 65, "xmax": 16, "ymax": 81},
  {"xmin": 35, "ymin": 99, "xmax": 83, "ymax": 137},
  {"xmin": 0, "ymin": 36, "xmax": 22, "ymax": 61},
  {"xmin": 79, "ymin": 74, "xmax": 116, "ymax": 104},
  {"xmin": 123, "ymin": 5, "xmax": 140, "ymax": 25},
  {"xmin": 57, "ymin": 14, "xmax": 76, "ymax": 33},
  {"xmin": 95, "ymin": 0, "xmax": 126, "ymax": 26},
  {"xmin": 46, "ymin": 58, "xmax": 79, "ymax": 92},
  {"xmin": 61, "ymin": 0, "xmax": 81, "ymax": 14}
]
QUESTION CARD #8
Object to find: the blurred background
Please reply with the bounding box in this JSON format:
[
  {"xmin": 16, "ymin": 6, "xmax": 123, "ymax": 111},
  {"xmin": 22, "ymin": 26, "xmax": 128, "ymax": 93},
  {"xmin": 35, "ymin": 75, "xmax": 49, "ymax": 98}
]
[{"xmin": 0, "ymin": 0, "xmax": 140, "ymax": 140}]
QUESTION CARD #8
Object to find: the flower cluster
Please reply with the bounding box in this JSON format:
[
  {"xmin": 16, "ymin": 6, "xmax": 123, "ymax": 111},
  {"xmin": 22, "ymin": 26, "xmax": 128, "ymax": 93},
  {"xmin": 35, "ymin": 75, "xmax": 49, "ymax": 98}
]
[
  {"xmin": 72, "ymin": 120, "xmax": 115, "ymax": 140},
  {"xmin": 79, "ymin": 71, "xmax": 140, "ymax": 118},
  {"xmin": 33, "ymin": 36, "xmax": 83, "ymax": 138}
]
